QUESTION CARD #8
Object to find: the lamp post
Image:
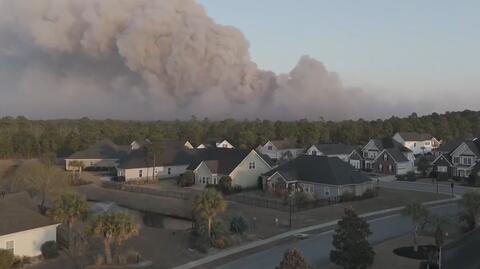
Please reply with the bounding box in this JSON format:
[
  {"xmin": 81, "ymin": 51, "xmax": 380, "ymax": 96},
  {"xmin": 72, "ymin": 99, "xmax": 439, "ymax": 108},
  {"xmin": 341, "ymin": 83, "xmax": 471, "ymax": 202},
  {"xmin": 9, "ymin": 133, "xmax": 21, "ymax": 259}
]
[{"xmin": 450, "ymin": 182, "xmax": 454, "ymax": 197}]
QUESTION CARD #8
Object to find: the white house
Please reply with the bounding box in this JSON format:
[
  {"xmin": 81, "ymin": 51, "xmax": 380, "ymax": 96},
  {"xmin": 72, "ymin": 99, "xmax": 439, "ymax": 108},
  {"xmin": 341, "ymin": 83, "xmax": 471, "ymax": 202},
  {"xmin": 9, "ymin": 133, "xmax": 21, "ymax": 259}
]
[
  {"xmin": 305, "ymin": 143, "xmax": 362, "ymax": 169},
  {"xmin": 263, "ymin": 155, "xmax": 373, "ymax": 200},
  {"xmin": 188, "ymin": 148, "xmax": 274, "ymax": 189},
  {"xmin": 196, "ymin": 139, "xmax": 235, "ymax": 149},
  {"xmin": 392, "ymin": 132, "xmax": 440, "ymax": 155},
  {"xmin": 257, "ymin": 139, "xmax": 305, "ymax": 160},
  {"xmin": 0, "ymin": 193, "xmax": 60, "ymax": 257}
]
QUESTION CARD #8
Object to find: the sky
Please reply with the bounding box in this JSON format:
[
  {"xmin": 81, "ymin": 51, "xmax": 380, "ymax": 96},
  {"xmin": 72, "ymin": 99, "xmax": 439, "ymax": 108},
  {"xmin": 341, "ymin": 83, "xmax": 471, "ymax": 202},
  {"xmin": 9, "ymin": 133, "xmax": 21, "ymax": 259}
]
[
  {"xmin": 198, "ymin": 0, "xmax": 480, "ymax": 98},
  {"xmin": 0, "ymin": 0, "xmax": 479, "ymax": 120}
]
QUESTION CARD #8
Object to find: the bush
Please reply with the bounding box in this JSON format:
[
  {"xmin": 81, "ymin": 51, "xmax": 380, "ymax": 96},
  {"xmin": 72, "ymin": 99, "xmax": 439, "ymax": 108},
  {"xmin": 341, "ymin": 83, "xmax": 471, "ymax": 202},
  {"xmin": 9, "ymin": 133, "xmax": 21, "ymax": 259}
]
[
  {"xmin": 340, "ymin": 192, "xmax": 356, "ymax": 202},
  {"xmin": 212, "ymin": 236, "xmax": 232, "ymax": 249},
  {"xmin": 406, "ymin": 171, "xmax": 417, "ymax": 181},
  {"xmin": 0, "ymin": 249, "xmax": 14, "ymax": 269},
  {"xmin": 230, "ymin": 217, "xmax": 248, "ymax": 235},
  {"xmin": 218, "ymin": 176, "xmax": 233, "ymax": 194},
  {"xmin": 293, "ymin": 191, "xmax": 312, "ymax": 207},
  {"xmin": 177, "ymin": 171, "xmax": 195, "ymax": 187},
  {"xmin": 361, "ymin": 188, "xmax": 378, "ymax": 199},
  {"xmin": 41, "ymin": 241, "xmax": 59, "ymax": 259}
]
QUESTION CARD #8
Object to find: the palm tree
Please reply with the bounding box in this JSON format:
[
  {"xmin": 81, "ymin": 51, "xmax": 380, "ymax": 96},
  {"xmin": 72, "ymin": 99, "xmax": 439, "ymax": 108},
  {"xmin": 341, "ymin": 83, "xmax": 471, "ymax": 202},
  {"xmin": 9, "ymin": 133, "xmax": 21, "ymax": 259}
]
[
  {"xmin": 402, "ymin": 202, "xmax": 430, "ymax": 252},
  {"xmin": 192, "ymin": 188, "xmax": 227, "ymax": 239},
  {"xmin": 51, "ymin": 192, "xmax": 89, "ymax": 249},
  {"xmin": 87, "ymin": 212, "xmax": 139, "ymax": 265}
]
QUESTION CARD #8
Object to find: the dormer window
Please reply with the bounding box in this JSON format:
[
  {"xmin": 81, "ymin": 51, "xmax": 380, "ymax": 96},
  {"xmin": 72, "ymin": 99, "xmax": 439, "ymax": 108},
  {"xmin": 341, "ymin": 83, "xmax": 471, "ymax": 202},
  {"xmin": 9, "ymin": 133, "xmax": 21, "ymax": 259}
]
[
  {"xmin": 312, "ymin": 150, "xmax": 317, "ymax": 156},
  {"xmin": 249, "ymin": 162, "xmax": 256, "ymax": 169},
  {"xmin": 268, "ymin": 145, "xmax": 273, "ymax": 150}
]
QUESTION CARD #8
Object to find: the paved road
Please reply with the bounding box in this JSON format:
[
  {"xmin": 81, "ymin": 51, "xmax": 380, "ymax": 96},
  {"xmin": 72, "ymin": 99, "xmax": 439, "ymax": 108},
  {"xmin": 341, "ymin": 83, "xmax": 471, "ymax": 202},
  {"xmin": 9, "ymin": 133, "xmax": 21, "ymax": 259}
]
[
  {"xmin": 216, "ymin": 203, "xmax": 460, "ymax": 269},
  {"xmin": 379, "ymin": 180, "xmax": 477, "ymax": 196}
]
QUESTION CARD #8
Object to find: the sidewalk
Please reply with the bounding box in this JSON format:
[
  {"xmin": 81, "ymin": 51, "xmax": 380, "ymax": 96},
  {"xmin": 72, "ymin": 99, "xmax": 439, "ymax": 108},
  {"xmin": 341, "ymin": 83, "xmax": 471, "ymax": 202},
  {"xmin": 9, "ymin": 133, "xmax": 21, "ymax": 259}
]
[{"xmin": 172, "ymin": 196, "xmax": 459, "ymax": 269}]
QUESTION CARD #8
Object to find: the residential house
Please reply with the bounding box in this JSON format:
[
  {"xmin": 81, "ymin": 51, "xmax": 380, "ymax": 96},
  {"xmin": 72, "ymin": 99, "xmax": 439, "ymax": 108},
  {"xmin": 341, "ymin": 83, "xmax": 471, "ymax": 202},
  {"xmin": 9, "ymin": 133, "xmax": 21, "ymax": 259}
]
[
  {"xmin": 432, "ymin": 154, "xmax": 454, "ymax": 180},
  {"xmin": 392, "ymin": 132, "xmax": 440, "ymax": 155},
  {"xmin": 196, "ymin": 139, "xmax": 235, "ymax": 149},
  {"xmin": 262, "ymin": 155, "xmax": 373, "ymax": 200},
  {"xmin": 361, "ymin": 138, "xmax": 414, "ymax": 175},
  {"xmin": 116, "ymin": 139, "xmax": 195, "ymax": 182},
  {"xmin": 305, "ymin": 143, "xmax": 362, "ymax": 169},
  {"xmin": 65, "ymin": 139, "xmax": 130, "ymax": 171},
  {"xmin": 447, "ymin": 138, "xmax": 480, "ymax": 178},
  {"xmin": 433, "ymin": 138, "xmax": 464, "ymax": 158},
  {"xmin": 0, "ymin": 192, "xmax": 60, "ymax": 257},
  {"xmin": 187, "ymin": 148, "xmax": 274, "ymax": 189},
  {"xmin": 257, "ymin": 139, "xmax": 305, "ymax": 161}
]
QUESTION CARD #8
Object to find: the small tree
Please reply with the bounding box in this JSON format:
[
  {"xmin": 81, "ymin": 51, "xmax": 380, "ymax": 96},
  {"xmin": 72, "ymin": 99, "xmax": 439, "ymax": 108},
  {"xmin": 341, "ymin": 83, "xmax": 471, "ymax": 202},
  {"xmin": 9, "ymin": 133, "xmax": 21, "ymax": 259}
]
[
  {"xmin": 277, "ymin": 249, "xmax": 312, "ymax": 269},
  {"xmin": 51, "ymin": 192, "xmax": 89, "ymax": 248},
  {"xmin": 330, "ymin": 208, "xmax": 374, "ymax": 269},
  {"xmin": 0, "ymin": 249, "xmax": 14, "ymax": 269},
  {"xmin": 87, "ymin": 212, "xmax": 139, "ymax": 265},
  {"xmin": 192, "ymin": 189, "xmax": 227, "ymax": 239},
  {"xmin": 459, "ymin": 191, "xmax": 480, "ymax": 231},
  {"xmin": 41, "ymin": 241, "xmax": 59, "ymax": 259},
  {"xmin": 417, "ymin": 157, "xmax": 432, "ymax": 177},
  {"xmin": 402, "ymin": 202, "xmax": 430, "ymax": 252},
  {"xmin": 230, "ymin": 216, "xmax": 248, "ymax": 235},
  {"xmin": 178, "ymin": 171, "xmax": 195, "ymax": 187},
  {"xmin": 218, "ymin": 176, "xmax": 233, "ymax": 194}
]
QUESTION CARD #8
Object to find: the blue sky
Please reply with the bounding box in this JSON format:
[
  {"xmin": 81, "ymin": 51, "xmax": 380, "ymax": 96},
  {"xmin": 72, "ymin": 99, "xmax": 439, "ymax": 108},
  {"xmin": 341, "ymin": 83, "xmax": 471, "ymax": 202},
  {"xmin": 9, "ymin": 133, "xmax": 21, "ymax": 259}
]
[{"xmin": 198, "ymin": 0, "xmax": 479, "ymax": 96}]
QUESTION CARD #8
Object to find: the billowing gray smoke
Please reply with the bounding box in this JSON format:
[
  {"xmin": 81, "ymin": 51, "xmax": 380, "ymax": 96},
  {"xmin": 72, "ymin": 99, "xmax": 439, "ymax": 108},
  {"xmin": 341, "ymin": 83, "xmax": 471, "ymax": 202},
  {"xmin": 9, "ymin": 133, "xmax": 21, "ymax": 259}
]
[{"xmin": 0, "ymin": 0, "xmax": 414, "ymax": 120}]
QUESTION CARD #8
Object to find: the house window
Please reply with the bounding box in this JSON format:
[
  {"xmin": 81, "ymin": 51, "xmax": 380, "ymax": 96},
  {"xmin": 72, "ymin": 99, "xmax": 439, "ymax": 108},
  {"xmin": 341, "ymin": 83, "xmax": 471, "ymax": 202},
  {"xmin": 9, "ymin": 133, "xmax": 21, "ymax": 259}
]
[
  {"xmin": 388, "ymin": 165, "xmax": 393, "ymax": 172},
  {"xmin": 425, "ymin": 141, "xmax": 431, "ymax": 146},
  {"xmin": 138, "ymin": 170, "xmax": 143, "ymax": 178},
  {"xmin": 324, "ymin": 187, "xmax": 330, "ymax": 197},
  {"xmin": 383, "ymin": 154, "xmax": 388, "ymax": 161},
  {"xmin": 202, "ymin": 177, "xmax": 206, "ymax": 184},
  {"xmin": 90, "ymin": 162, "xmax": 94, "ymax": 166},
  {"xmin": 5, "ymin": 240, "xmax": 14, "ymax": 254},
  {"xmin": 379, "ymin": 164, "xmax": 383, "ymax": 171},
  {"xmin": 363, "ymin": 152, "xmax": 368, "ymax": 158},
  {"xmin": 453, "ymin": 157, "xmax": 460, "ymax": 164},
  {"xmin": 268, "ymin": 145, "xmax": 273, "ymax": 150},
  {"xmin": 249, "ymin": 162, "xmax": 256, "ymax": 169},
  {"xmin": 437, "ymin": 166, "xmax": 447, "ymax": 173},
  {"xmin": 168, "ymin": 167, "xmax": 171, "ymax": 175},
  {"xmin": 312, "ymin": 150, "xmax": 317, "ymax": 156}
]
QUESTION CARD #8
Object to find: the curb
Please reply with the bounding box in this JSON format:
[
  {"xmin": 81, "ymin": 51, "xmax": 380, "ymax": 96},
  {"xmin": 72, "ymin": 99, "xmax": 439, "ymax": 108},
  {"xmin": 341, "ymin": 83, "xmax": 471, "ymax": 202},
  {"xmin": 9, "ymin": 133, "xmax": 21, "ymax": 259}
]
[{"xmin": 172, "ymin": 196, "xmax": 459, "ymax": 269}]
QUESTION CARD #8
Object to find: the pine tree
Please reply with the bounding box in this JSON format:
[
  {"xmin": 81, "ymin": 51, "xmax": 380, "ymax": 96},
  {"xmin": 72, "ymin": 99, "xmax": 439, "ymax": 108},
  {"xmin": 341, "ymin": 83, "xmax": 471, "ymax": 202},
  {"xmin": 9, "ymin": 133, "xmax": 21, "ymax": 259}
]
[{"xmin": 330, "ymin": 208, "xmax": 375, "ymax": 269}]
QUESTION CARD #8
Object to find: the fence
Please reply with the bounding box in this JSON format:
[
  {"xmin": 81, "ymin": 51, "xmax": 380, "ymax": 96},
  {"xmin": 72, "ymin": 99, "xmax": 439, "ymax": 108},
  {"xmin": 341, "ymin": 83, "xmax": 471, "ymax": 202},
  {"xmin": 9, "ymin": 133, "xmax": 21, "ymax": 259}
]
[
  {"xmin": 228, "ymin": 193, "xmax": 332, "ymax": 212},
  {"xmin": 101, "ymin": 181, "xmax": 192, "ymax": 200}
]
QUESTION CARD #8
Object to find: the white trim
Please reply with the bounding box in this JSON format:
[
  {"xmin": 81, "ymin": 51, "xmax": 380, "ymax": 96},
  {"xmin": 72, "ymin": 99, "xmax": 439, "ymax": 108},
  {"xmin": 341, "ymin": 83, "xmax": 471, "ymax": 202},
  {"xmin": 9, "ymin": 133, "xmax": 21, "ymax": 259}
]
[{"xmin": 432, "ymin": 154, "xmax": 453, "ymax": 166}]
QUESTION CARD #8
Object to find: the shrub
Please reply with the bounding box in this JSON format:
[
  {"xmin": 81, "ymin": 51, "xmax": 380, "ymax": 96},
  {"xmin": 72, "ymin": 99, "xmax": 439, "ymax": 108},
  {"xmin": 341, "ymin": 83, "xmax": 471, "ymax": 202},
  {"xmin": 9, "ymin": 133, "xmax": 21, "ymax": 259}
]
[
  {"xmin": 293, "ymin": 191, "xmax": 312, "ymax": 207},
  {"xmin": 230, "ymin": 217, "xmax": 248, "ymax": 235},
  {"xmin": 218, "ymin": 176, "xmax": 233, "ymax": 194},
  {"xmin": 212, "ymin": 236, "xmax": 232, "ymax": 249},
  {"xmin": 406, "ymin": 171, "xmax": 417, "ymax": 181},
  {"xmin": 41, "ymin": 241, "xmax": 59, "ymax": 259},
  {"xmin": 177, "ymin": 171, "xmax": 195, "ymax": 187},
  {"xmin": 94, "ymin": 255, "xmax": 105, "ymax": 265},
  {"xmin": 0, "ymin": 249, "xmax": 14, "ymax": 269},
  {"xmin": 361, "ymin": 188, "xmax": 378, "ymax": 199},
  {"xmin": 340, "ymin": 192, "xmax": 356, "ymax": 202},
  {"xmin": 396, "ymin": 175, "xmax": 406, "ymax": 181}
]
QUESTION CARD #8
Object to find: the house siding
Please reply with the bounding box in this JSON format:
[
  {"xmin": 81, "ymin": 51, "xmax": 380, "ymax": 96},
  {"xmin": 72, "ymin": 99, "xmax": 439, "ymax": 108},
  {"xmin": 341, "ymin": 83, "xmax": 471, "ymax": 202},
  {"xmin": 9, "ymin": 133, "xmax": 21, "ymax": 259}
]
[
  {"xmin": 65, "ymin": 158, "xmax": 118, "ymax": 170},
  {"xmin": 0, "ymin": 224, "xmax": 59, "ymax": 257},
  {"xmin": 229, "ymin": 151, "xmax": 271, "ymax": 189},
  {"xmin": 119, "ymin": 165, "xmax": 188, "ymax": 181}
]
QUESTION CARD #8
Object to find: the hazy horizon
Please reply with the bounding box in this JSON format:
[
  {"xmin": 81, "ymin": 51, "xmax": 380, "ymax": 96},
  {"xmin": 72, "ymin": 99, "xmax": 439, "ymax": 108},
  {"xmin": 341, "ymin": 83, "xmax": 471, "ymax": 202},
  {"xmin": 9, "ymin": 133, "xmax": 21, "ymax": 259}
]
[{"xmin": 0, "ymin": 0, "xmax": 478, "ymax": 121}]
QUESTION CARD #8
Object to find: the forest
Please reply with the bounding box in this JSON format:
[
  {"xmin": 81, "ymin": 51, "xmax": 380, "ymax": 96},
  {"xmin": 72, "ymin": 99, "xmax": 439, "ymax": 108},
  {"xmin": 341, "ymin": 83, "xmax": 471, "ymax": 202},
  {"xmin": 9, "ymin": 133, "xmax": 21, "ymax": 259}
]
[{"xmin": 0, "ymin": 110, "xmax": 479, "ymax": 159}]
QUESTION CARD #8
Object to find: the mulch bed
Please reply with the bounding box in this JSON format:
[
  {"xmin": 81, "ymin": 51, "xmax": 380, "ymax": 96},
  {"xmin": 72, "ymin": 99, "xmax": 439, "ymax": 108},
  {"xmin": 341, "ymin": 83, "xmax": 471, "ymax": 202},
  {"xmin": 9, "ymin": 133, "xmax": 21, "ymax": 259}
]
[{"xmin": 393, "ymin": 245, "xmax": 437, "ymax": 260}]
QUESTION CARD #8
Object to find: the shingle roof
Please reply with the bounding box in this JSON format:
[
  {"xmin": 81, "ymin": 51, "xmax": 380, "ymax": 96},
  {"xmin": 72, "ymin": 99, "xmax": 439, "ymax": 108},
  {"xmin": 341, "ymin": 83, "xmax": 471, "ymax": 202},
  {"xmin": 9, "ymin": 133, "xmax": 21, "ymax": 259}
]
[
  {"xmin": 67, "ymin": 139, "xmax": 129, "ymax": 159},
  {"xmin": 441, "ymin": 227, "xmax": 480, "ymax": 269},
  {"xmin": 269, "ymin": 139, "xmax": 300, "ymax": 150},
  {"xmin": 118, "ymin": 141, "xmax": 196, "ymax": 169},
  {"xmin": 0, "ymin": 192, "xmax": 58, "ymax": 236},
  {"xmin": 384, "ymin": 148, "xmax": 409, "ymax": 162},
  {"xmin": 264, "ymin": 155, "xmax": 371, "ymax": 185},
  {"xmin": 465, "ymin": 139, "xmax": 480, "ymax": 157},
  {"xmin": 372, "ymin": 138, "xmax": 411, "ymax": 152},
  {"xmin": 187, "ymin": 148, "xmax": 251, "ymax": 175},
  {"xmin": 315, "ymin": 143, "xmax": 356, "ymax": 155},
  {"xmin": 396, "ymin": 132, "xmax": 434, "ymax": 141},
  {"xmin": 435, "ymin": 138, "xmax": 464, "ymax": 154}
]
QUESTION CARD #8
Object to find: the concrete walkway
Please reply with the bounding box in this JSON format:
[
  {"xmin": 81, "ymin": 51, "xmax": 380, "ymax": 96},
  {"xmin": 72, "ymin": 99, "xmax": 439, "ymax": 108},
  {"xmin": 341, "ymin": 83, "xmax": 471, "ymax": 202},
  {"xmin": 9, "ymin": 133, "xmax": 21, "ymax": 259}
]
[{"xmin": 172, "ymin": 195, "xmax": 459, "ymax": 269}]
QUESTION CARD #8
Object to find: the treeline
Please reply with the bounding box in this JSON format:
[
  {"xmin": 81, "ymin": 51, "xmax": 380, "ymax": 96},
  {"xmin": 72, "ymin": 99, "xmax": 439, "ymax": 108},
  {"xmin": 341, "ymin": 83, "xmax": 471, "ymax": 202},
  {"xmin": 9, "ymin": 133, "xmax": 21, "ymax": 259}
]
[{"xmin": 0, "ymin": 110, "xmax": 479, "ymax": 159}]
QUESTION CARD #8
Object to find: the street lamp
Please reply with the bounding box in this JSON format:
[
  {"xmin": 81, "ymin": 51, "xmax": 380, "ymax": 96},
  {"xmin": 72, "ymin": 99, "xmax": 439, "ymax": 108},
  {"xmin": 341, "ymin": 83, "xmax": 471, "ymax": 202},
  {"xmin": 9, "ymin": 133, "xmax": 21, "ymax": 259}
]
[{"xmin": 450, "ymin": 182, "xmax": 454, "ymax": 197}]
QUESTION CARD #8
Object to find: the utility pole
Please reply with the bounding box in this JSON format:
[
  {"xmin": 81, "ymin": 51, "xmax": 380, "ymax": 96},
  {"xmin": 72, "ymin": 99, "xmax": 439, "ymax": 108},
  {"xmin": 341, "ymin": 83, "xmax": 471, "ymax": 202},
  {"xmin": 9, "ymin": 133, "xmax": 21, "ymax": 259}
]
[
  {"xmin": 450, "ymin": 182, "xmax": 454, "ymax": 197},
  {"xmin": 289, "ymin": 193, "xmax": 294, "ymax": 229}
]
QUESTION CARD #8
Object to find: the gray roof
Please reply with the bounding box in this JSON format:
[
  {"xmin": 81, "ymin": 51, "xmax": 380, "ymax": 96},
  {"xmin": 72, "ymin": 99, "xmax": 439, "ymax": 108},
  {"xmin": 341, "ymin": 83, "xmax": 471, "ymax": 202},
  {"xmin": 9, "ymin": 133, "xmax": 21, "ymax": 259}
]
[
  {"xmin": 464, "ymin": 139, "xmax": 480, "ymax": 156},
  {"xmin": 118, "ymin": 140, "xmax": 196, "ymax": 169},
  {"xmin": 0, "ymin": 192, "xmax": 58, "ymax": 236},
  {"xmin": 264, "ymin": 155, "xmax": 371, "ymax": 185},
  {"xmin": 396, "ymin": 132, "xmax": 434, "ymax": 141},
  {"xmin": 187, "ymin": 148, "xmax": 251, "ymax": 175},
  {"xmin": 384, "ymin": 148, "xmax": 409, "ymax": 162},
  {"xmin": 372, "ymin": 137, "xmax": 411, "ymax": 152},
  {"xmin": 435, "ymin": 138, "xmax": 465, "ymax": 154},
  {"xmin": 68, "ymin": 139, "xmax": 129, "ymax": 159},
  {"xmin": 441, "ymin": 227, "xmax": 480, "ymax": 269},
  {"xmin": 269, "ymin": 139, "xmax": 300, "ymax": 150},
  {"xmin": 315, "ymin": 143, "xmax": 356, "ymax": 155}
]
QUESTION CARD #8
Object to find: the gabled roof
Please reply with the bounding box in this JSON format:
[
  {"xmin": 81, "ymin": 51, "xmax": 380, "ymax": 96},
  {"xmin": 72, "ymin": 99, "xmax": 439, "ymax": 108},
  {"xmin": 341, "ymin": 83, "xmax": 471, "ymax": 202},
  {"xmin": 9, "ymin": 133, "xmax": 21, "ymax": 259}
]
[
  {"xmin": 187, "ymin": 148, "xmax": 252, "ymax": 175},
  {"xmin": 432, "ymin": 154, "xmax": 453, "ymax": 166},
  {"xmin": 264, "ymin": 155, "xmax": 371, "ymax": 186},
  {"xmin": 0, "ymin": 192, "xmax": 59, "ymax": 236},
  {"xmin": 435, "ymin": 138, "xmax": 465, "ymax": 154},
  {"xmin": 268, "ymin": 139, "xmax": 301, "ymax": 150},
  {"xmin": 374, "ymin": 148, "xmax": 410, "ymax": 163},
  {"xmin": 118, "ymin": 140, "xmax": 197, "ymax": 169},
  {"xmin": 396, "ymin": 132, "xmax": 434, "ymax": 141},
  {"xmin": 464, "ymin": 139, "xmax": 480, "ymax": 157},
  {"xmin": 441, "ymin": 227, "xmax": 480, "ymax": 269},
  {"xmin": 314, "ymin": 143, "xmax": 356, "ymax": 155},
  {"xmin": 371, "ymin": 137, "xmax": 412, "ymax": 152},
  {"xmin": 67, "ymin": 139, "xmax": 129, "ymax": 159}
]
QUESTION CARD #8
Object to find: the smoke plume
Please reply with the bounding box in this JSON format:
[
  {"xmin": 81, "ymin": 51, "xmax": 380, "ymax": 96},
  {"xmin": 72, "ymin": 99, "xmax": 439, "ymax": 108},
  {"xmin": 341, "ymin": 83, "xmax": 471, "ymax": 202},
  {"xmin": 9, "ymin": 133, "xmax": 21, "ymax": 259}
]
[{"xmin": 0, "ymin": 0, "xmax": 428, "ymax": 120}]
